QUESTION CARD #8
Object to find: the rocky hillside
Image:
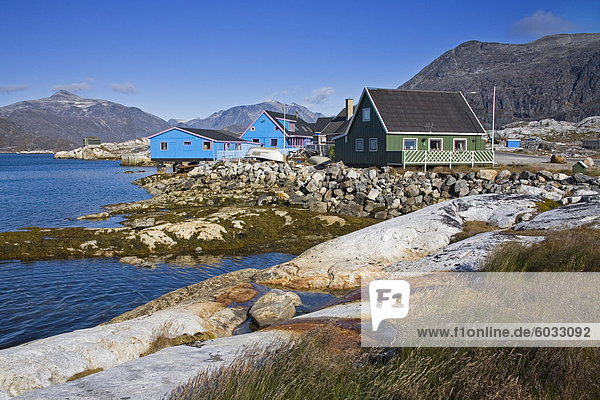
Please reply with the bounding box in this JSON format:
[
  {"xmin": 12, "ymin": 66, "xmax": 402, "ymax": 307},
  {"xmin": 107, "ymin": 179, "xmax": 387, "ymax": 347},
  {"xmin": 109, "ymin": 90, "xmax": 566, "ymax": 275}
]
[
  {"xmin": 0, "ymin": 91, "xmax": 170, "ymax": 151},
  {"xmin": 400, "ymin": 33, "xmax": 600, "ymax": 127},
  {"xmin": 179, "ymin": 100, "xmax": 325, "ymax": 133}
]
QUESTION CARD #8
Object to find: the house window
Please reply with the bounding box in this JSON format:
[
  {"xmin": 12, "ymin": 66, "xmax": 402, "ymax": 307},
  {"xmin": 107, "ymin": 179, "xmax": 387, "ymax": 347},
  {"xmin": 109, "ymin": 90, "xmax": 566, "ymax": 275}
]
[
  {"xmin": 369, "ymin": 138, "xmax": 378, "ymax": 152},
  {"xmin": 225, "ymin": 143, "xmax": 231, "ymax": 150},
  {"xmin": 362, "ymin": 108, "xmax": 370, "ymax": 122},
  {"xmin": 250, "ymin": 126, "xmax": 256, "ymax": 131},
  {"xmin": 429, "ymin": 138, "xmax": 443, "ymax": 151},
  {"xmin": 252, "ymin": 139, "xmax": 260, "ymax": 143},
  {"xmin": 271, "ymin": 138, "xmax": 278, "ymax": 147},
  {"xmin": 203, "ymin": 141, "xmax": 211, "ymax": 150},
  {"xmin": 356, "ymin": 138, "xmax": 364, "ymax": 152},
  {"xmin": 235, "ymin": 143, "xmax": 241, "ymax": 150},
  {"xmin": 275, "ymin": 126, "xmax": 279, "ymax": 131},
  {"xmin": 160, "ymin": 142, "xmax": 168, "ymax": 151},
  {"xmin": 183, "ymin": 141, "xmax": 192, "ymax": 146},
  {"xmin": 454, "ymin": 138, "xmax": 467, "ymax": 151},
  {"xmin": 403, "ymin": 138, "xmax": 417, "ymax": 150},
  {"xmin": 289, "ymin": 122, "xmax": 295, "ymax": 132}
]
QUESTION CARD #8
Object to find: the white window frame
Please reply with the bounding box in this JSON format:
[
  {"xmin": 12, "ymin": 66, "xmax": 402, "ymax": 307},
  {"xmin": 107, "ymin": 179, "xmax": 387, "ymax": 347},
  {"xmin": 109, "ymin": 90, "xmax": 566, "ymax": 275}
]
[
  {"xmin": 428, "ymin": 138, "xmax": 443, "ymax": 152},
  {"xmin": 369, "ymin": 138, "xmax": 378, "ymax": 152},
  {"xmin": 203, "ymin": 141, "xmax": 211, "ymax": 150},
  {"xmin": 356, "ymin": 138, "xmax": 364, "ymax": 152},
  {"xmin": 270, "ymin": 138, "xmax": 278, "ymax": 147},
  {"xmin": 403, "ymin": 138, "xmax": 417, "ymax": 151},
  {"xmin": 160, "ymin": 142, "xmax": 168, "ymax": 151},
  {"xmin": 453, "ymin": 138, "xmax": 467, "ymax": 152},
  {"xmin": 362, "ymin": 108, "xmax": 370, "ymax": 122},
  {"xmin": 250, "ymin": 126, "xmax": 256, "ymax": 131},
  {"xmin": 183, "ymin": 141, "xmax": 192, "ymax": 146},
  {"xmin": 252, "ymin": 138, "xmax": 260, "ymax": 143}
]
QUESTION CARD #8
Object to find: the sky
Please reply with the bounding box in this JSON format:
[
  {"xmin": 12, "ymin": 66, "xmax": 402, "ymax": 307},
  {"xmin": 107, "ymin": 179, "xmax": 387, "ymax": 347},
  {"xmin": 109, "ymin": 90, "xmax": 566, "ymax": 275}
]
[{"xmin": 1, "ymin": 0, "xmax": 599, "ymax": 120}]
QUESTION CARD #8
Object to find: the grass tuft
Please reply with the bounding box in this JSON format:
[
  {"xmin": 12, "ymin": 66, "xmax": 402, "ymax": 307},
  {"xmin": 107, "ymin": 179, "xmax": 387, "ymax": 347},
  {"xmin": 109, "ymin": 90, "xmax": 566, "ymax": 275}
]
[
  {"xmin": 141, "ymin": 320, "xmax": 213, "ymax": 357},
  {"xmin": 483, "ymin": 227, "xmax": 600, "ymax": 272},
  {"xmin": 66, "ymin": 367, "xmax": 104, "ymax": 382},
  {"xmin": 167, "ymin": 326, "xmax": 600, "ymax": 400}
]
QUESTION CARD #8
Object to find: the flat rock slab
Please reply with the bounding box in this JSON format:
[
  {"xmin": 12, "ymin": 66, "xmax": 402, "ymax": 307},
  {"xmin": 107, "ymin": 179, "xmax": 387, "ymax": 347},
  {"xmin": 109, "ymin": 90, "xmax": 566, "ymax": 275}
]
[
  {"xmin": 254, "ymin": 194, "xmax": 541, "ymax": 290},
  {"xmin": 385, "ymin": 231, "xmax": 544, "ymax": 275},
  {"xmin": 515, "ymin": 196, "xmax": 600, "ymax": 231},
  {"xmin": 13, "ymin": 331, "xmax": 292, "ymax": 400},
  {"xmin": 0, "ymin": 303, "xmax": 244, "ymax": 398}
]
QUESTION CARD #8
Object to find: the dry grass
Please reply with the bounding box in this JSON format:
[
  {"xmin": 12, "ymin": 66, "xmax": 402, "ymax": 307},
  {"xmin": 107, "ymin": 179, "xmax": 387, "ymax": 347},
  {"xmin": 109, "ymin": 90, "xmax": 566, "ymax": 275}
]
[
  {"xmin": 450, "ymin": 220, "xmax": 499, "ymax": 244},
  {"xmin": 483, "ymin": 227, "xmax": 600, "ymax": 273},
  {"xmin": 66, "ymin": 367, "xmax": 104, "ymax": 382},
  {"xmin": 141, "ymin": 320, "xmax": 213, "ymax": 357},
  {"xmin": 167, "ymin": 326, "xmax": 600, "ymax": 400}
]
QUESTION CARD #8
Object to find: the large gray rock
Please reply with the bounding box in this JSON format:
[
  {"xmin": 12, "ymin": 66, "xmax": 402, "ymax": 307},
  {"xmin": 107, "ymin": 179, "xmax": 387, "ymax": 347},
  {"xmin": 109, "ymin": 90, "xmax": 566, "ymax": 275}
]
[
  {"xmin": 12, "ymin": 331, "xmax": 291, "ymax": 400},
  {"xmin": 249, "ymin": 289, "xmax": 301, "ymax": 327},
  {"xmin": 515, "ymin": 196, "xmax": 600, "ymax": 230},
  {"xmin": 0, "ymin": 304, "xmax": 246, "ymax": 398},
  {"xmin": 254, "ymin": 194, "xmax": 541, "ymax": 290}
]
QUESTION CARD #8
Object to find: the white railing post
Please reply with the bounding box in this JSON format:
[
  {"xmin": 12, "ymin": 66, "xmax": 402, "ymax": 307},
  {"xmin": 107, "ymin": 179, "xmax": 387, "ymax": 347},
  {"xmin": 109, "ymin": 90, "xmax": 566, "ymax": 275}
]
[
  {"xmin": 424, "ymin": 151, "xmax": 428, "ymax": 172},
  {"xmin": 449, "ymin": 151, "xmax": 452, "ymax": 169},
  {"xmin": 403, "ymin": 151, "xmax": 406, "ymax": 169},
  {"xmin": 471, "ymin": 151, "xmax": 474, "ymax": 167}
]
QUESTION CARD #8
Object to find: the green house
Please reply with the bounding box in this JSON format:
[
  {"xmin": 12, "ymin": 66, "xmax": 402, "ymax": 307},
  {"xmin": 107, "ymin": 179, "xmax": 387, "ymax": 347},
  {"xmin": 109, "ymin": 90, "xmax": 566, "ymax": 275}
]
[{"xmin": 333, "ymin": 88, "xmax": 493, "ymax": 168}]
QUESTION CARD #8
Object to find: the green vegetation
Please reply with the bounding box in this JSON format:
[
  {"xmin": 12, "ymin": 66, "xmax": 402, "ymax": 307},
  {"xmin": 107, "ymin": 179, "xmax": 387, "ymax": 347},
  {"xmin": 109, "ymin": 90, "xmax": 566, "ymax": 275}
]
[
  {"xmin": 168, "ymin": 326, "xmax": 600, "ymax": 400},
  {"xmin": 0, "ymin": 207, "xmax": 376, "ymax": 261},
  {"xmin": 484, "ymin": 227, "xmax": 600, "ymax": 273},
  {"xmin": 535, "ymin": 198, "xmax": 561, "ymax": 213}
]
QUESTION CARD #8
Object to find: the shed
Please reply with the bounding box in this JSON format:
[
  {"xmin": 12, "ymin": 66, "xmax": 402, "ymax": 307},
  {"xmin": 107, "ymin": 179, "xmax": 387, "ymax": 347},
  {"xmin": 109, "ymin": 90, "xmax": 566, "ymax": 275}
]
[
  {"xmin": 83, "ymin": 136, "xmax": 101, "ymax": 146},
  {"xmin": 506, "ymin": 139, "xmax": 521, "ymax": 148},
  {"xmin": 572, "ymin": 161, "xmax": 589, "ymax": 173}
]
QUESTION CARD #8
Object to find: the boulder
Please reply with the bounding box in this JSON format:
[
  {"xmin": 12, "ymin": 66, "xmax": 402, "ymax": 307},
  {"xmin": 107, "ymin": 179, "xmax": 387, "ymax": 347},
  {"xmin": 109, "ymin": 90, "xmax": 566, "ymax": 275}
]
[
  {"xmin": 249, "ymin": 289, "xmax": 301, "ymax": 327},
  {"xmin": 452, "ymin": 179, "xmax": 469, "ymax": 197},
  {"xmin": 119, "ymin": 256, "xmax": 154, "ymax": 268},
  {"xmin": 583, "ymin": 157, "xmax": 595, "ymax": 167},
  {"xmin": 550, "ymin": 154, "xmax": 567, "ymax": 164},
  {"xmin": 476, "ymin": 169, "xmax": 498, "ymax": 181}
]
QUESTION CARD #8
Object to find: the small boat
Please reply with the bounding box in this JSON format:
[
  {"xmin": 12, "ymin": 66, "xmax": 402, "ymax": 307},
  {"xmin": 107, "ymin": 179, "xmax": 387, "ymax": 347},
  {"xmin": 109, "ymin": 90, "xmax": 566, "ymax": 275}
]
[{"xmin": 245, "ymin": 147, "xmax": 285, "ymax": 162}]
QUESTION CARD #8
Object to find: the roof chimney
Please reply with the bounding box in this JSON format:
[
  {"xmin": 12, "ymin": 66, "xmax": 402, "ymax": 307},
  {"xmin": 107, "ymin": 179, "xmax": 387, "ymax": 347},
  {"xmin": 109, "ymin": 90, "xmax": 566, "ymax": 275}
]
[
  {"xmin": 295, "ymin": 111, "xmax": 298, "ymax": 119},
  {"xmin": 345, "ymin": 99, "xmax": 353, "ymax": 120}
]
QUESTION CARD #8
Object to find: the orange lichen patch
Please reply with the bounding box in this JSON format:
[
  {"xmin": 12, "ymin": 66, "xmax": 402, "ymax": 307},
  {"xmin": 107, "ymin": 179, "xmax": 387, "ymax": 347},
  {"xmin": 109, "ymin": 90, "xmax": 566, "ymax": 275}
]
[
  {"xmin": 267, "ymin": 319, "xmax": 362, "ymax": 352},
  {"xmin": 215, "ymin": 283, "xmax": 258, "ymax": 305}
]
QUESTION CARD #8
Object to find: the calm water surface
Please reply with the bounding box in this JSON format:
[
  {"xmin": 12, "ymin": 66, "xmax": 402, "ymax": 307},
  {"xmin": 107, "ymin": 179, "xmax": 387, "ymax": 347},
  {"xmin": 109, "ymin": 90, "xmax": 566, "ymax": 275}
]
[
  {"xmin": 0, "ymin": 154, "xmax": 296, "ymax": 349},
  {"xmin": 0, "ymin": 254, "xmax": 293, "ymax": 349},
  {"xmin": 0, "ymin": 153, "xmax": 153, "ymax": 232}
]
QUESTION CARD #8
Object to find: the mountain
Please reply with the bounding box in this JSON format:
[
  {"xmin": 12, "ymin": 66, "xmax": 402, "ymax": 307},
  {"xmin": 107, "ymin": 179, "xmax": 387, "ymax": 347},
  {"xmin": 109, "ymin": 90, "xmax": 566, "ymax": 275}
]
[
  {"xmin": 400, "ymin": 33, "xmax": 600, "ymax": 127},
  {"xmin": 181, "ymin": 100, "xmax": 325, "ymax": 133},
  {"xmin": 0, "ymin": 90, "xmax": 170, "ymax": 151}
]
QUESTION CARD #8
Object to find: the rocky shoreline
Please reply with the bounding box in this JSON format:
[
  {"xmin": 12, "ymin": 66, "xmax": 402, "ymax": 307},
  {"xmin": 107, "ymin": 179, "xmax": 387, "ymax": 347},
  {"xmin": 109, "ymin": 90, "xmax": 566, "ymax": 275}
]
[{"xmin": 1, "ymin": 160, "xmax": 599, "ymax": 399}]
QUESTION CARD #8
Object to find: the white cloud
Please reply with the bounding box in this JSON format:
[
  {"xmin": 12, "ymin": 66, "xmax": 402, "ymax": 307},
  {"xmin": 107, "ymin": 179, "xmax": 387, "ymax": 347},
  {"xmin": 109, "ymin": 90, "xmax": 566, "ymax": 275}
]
[
  {"xmin": 511, "ymin": 10, "xmax": 576, "ymax": 37},
  {"xmin": 110, "ymin": 82, "xmax": 139, "ymax": 94},
  {"xmin": 0, "ymin": 84, "xmax": 29, "ymax": 94},
  {"xmin": 52, "ymin": 78, "xmax": 94, "ymax": 92},
  {"xmin": 304, "ymin": 86, "xmax": 335, "ymax": 105}
]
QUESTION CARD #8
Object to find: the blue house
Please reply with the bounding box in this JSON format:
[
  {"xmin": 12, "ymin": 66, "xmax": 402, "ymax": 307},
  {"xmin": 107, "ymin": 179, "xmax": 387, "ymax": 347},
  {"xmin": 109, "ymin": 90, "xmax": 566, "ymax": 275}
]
[
  {"xmin": 240, "ymin": 111, "xmax": 314, "ymax": 154},
  {"xmin": 149, "ymin": 127, "xmax": 255, "ymax": 162}
]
